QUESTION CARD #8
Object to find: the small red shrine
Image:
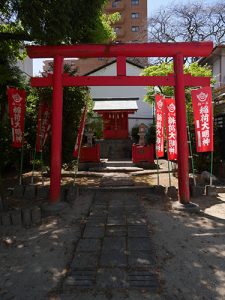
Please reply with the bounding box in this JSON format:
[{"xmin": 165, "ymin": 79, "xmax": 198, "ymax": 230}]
[{"xmin": 93, "ymin": 99, "xmax": 137, "ymax": 139}]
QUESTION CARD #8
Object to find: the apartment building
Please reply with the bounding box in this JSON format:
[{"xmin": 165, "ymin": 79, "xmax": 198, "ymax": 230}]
[
  {"xmin": 43, "ymin": 0, "xmax": 148, "ymax": 75},
  {"xmin": 105, "ymin": 0, "xmax": 148, "ymax": 44}
]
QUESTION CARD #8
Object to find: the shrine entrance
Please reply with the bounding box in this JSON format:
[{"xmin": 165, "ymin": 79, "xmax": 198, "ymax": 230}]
[
  {"xmin": 94, "ymin": 100, "xmax": 137, "ymax": 139},
  {"xmin": 27, "ymin": 42, "xmax": 213, "ymax": 205}
]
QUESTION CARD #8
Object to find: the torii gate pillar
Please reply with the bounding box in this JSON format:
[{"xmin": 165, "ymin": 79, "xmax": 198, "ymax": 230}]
[
  {"xmin": 49, "ymin": 55, "xmax": 63, "ymax": 203},
  {"xmin": 174, "ymin": 54, "xmax": 190, "ymax": 203}
]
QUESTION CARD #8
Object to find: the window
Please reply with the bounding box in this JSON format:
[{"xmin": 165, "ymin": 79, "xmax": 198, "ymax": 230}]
[
  {"xmin": 131, "ymin": 0, "xmax": 139, "ymax": 5},
  {"xmin": 114, "ymin": 26, "xmax": 121, "ymax": 33},
  {"xmin": 131, "ymin": 26, "xmax": 139, "ymax": 32},
  {"xmin": 112, "ymin": 0, "xmax": 121, "ymax": 7},
  {"xmin": 131, "ymin": 12, "xmax": 139, "ymax": 19}
]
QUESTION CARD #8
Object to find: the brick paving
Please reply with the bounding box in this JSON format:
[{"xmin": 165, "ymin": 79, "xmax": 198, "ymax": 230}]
[{"xmin": 63, "ymin": 191, "xmax": 159, "ymax": 291}]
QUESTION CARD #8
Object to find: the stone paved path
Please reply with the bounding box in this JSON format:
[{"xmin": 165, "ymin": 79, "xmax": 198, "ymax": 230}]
[{"xmin": 63, "ymin": 191, "xmax": 159, "ymax": 292}]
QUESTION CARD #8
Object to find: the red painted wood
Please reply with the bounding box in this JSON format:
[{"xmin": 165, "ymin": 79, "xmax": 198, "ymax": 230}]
[
  {"xmin": 27, "ymin": 42, "xmax": 213, "ymax": 58},
  {"xmin": 49, "ymin": 55, "xmax": 63, "ymax": 203},
  {"xmin": 101, "ymin": 112, "xmax": 129, "ymax": 139},
  {"xmin": 103, "ymin": 129, "xmax": 128, "ymax": 139},
  {"xmin": 79, "ymin": 144, "xmax": 100, "ymax": 163},
  {"xmin": 117, "ymin": 56, "xmax": 126, "ymax": 76},
  {"xmin": 174, "ymin": 54, "xmax": 190, "ymax": 203},
  {"xmin": 132, "ymin": 144, "xmax": 155, "ymax": 163},
  {"xmin": 31, "ymin": 74, "xmax": 210, "ymax": 87}
]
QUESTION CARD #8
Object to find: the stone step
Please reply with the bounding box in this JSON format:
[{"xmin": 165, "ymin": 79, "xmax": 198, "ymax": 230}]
[
  {"xmin": 100, "ymin": 173, "xmax": 134, "ymax": 187},
  {"xmin": 216, "ymin": 186, "xmax": 225, "ymax": 193},
  {"xmin": 89, "ymin": 166, "xmax": 144, "ymax": 173},
  {"xmin": 105, "ymin": 160, "xmax": 134, "ymax": 167}
]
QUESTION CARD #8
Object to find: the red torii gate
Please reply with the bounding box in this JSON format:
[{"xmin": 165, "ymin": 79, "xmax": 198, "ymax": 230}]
[{"xmin": 27, "ymin": 42, "xmax": 213, "ymax": 205}]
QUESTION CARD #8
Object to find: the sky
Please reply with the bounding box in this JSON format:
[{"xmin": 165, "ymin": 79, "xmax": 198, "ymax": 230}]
[
  {"xmin": 33, "ymin": 0, "xmax": 219, "ymax": 75},
  {"xmin": 149, "ymin": 0, "xmax": 219, "ymax": 14}
]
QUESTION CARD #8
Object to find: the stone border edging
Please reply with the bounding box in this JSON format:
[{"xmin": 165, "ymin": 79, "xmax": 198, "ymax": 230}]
[{"xmin": 0, "ymin": 206, "xmax": 42, "ymax": 228}]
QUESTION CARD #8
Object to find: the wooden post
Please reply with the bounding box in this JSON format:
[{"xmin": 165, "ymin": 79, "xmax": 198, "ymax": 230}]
[
  {"xmin": 174, "ymin": 53, "xmax": 190, "ymax": 203},
  {"xmin": 49, "ymin": 55, "xmax": 63, "ymax": 203}
]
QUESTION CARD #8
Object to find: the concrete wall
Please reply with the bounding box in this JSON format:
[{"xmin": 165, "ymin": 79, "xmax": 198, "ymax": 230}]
[{"xmin": 89, "ymin": 61, "xmax": 153, "ymax": 134}]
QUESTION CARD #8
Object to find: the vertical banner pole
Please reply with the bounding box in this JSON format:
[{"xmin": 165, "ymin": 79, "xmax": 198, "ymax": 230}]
[
  {"xmin": 167, "ymin": 158, "xmax": 171, "ymax": 187},
  {"xmin": 174, "ymin": 54, "xmax": 190, "ymax": 203},
  {"xmin": 40, "ymin": 150, "xmax": 44, "ymax": 186},
  {"xmin": 19, "ymin": 134, "xmax": 25, "ymax": 185},
  {"xmin": 210, "ymin": 151, "xmax": 214, "ymax": 186},
  {"xmin": 31, "ymin": 148, "xmax": 37, "ymax": 185},
  {"xmin": 210, "ymin": 99, "xmax": 214, "ymax": 186},
  {"xmin": 49, "ymin": 55, "xmax": 63, "ymax": 203},
  {"xmin": 73, "ymin": 100, "xmax": 88, "ymax": 186},
  {"xmin": 186, "ymin": 115, "xmax": 196, "ymax": 186},
  {"xmin": 156, "ymin": 155, "xmax": 160, "ymax": 186}
]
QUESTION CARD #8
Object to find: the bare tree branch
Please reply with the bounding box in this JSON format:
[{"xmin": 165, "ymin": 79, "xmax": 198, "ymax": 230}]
[{"xmin": 148, "ymin": 1, "xmax": 225, "ymax": 45}]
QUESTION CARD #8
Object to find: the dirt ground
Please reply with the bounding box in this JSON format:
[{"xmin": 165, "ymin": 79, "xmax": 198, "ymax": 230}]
[{"xmin": 1, "ymin": 171, "xmax": 225, "ymax": 299}]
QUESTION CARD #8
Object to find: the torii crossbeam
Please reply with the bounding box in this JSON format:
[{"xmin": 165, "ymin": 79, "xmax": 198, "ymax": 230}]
[{"xmin": 27, "ymin": 42, "xmax": 213, "ymax": 205}]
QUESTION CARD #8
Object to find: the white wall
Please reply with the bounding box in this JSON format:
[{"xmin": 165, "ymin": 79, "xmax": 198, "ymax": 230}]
[
  {"xmin": 17, "ymin": 56, "xmax": 33, "ymax": 78},
  {"xmin": 221, "ymin": 49, "xmax": 225, "ymax": 85},
  {"xmin": 212, "ymin": 58, "xmax": 221, "ymax": 88},
  {"xmin": 89, "ymin": 62, "xmax": 153, "ymax": 134}
]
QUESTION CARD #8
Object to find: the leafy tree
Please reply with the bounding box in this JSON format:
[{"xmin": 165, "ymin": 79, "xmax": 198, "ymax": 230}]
[
  {"xmin": 141, "ymin": 62, "xmax": 220, "ymax": 173},
  {"xmin": 0, "ymin": 0, "xmax": 119, "ymax": 195},
  {"xmin": 141, "ymin": 62, "xmax": 212, "ymax": 103},
  {"xmin": 0, "ymin": 0, "xmax": 119, "ymax": 44}
]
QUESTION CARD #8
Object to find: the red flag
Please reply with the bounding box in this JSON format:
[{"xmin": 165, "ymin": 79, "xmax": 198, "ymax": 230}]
[
  {"xmin": 7, "ymin": 87, "xmax": 26, "ymax": 148},
  {"xmin": 155, "ymin": 94, "xmax": 164, "ymax": 158},
  {"xmin": 36, "ymin": 103, "xmax": 51, "ymax": 152},
  {"xmin": 73, "ymin": 105, "xmax": 88, "ymax": 158},
  {"xmin": 165, "ymin": 98, "xmax": 177, "ymax": 161},
  {"xmin": 191, "ymin": 87, "xmax": 214, "ymax": 152}
]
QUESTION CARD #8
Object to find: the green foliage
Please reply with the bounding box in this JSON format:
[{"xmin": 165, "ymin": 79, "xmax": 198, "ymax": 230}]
[
  {"xmin": 141, "ymin": 62, "xmax": 213, "ymax": 103},
  {"xmin": 145, "ymin": 123, "xmax": 156, "ymax": 145},
  {"xmin": 87, "ymin": 114, "xmax": 103, "ymax": 139},
  {"xmin": 0, "ymin": 0, "xmax": 118, "ymax": 173},
  {"xmin": 62, "ymin": 86, "xmax": 90, "ymax": 163},
  {"xmin": 1, "ymin": 0, "xmax": 117, "ymax": 44},
  {"xmin": 131, "ymin": 126, "xmax": 139, "ymax": 144}
]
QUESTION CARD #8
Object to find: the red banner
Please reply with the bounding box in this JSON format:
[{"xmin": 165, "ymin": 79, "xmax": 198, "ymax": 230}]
[
  {"xmin": 73, "ymin": 105, "xmax": 88, "ymax": 158},
  {"xmin": 165, "ymin": 98, "xmax": 177, "ymax": 160},
  {"xmin": 36, "ymin": 103, "xmax": 51, "ymax": 152},
  {"xmin": 7, "ymin": 87, "xmax": 26, "ymax": 148},
  {"xmin": 191, "ymin": 87, "xmax": 214, "ymax": 152},
  {"xmin": 155, "ymin": 94, "xmax": 164, "ymax": 158}
]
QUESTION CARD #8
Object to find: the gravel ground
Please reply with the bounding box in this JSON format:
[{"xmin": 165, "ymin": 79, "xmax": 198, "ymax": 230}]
[
  {"xmin": 1, "ymin": 185, "xmax": 225, "ymax": 299},
  {"xmin": 142, "ymin": 192, "xmax": 225, "ymax": 300}
]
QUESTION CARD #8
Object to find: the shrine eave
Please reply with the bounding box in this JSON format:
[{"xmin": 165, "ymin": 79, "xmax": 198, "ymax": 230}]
[{"xmin": 93, "ymin": 100, "xmax": 138, "ymax": 112}]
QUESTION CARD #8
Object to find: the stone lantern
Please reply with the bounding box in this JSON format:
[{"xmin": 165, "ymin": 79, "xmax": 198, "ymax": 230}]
[
  {"xmin": 138, "ymin": 123, "xmax": 147, "ymax": 146},
  {"xmin": 86, "ymin": 128, "xmax": 94, "ymax": 148}
]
